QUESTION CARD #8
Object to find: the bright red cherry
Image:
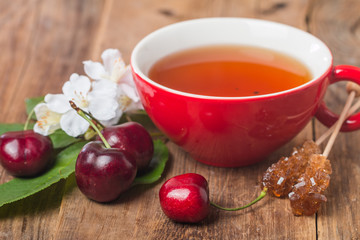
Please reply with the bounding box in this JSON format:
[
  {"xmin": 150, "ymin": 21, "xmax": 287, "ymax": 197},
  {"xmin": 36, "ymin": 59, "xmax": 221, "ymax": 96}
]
[
  {"xmin": 159, "ymin": 173, "xmax": 210, "ymax": 223},
  {"xmin": 98, "ymin": 122, "xmax": 154, "ymax": 172},
  {"xmin": 159, "ymin": 173, "xmax": 269, "ymax": 223},
  {"xmin": 0, "ymin": 130, "xmax": 53, "ymax": 177},
  {"xmin": 75, "ymin": 141, "xmax": 137, "ymax": 203}
]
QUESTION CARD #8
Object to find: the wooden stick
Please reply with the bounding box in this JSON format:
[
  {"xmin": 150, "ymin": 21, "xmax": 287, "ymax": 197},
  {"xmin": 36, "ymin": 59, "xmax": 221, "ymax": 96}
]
[
  {"xmin": 316, "ymin": 97, "xmax": 360, "ymax": 145},
  {"xmin": 322, "ymin": 91, "xmax": 356, "ymax": 157}
]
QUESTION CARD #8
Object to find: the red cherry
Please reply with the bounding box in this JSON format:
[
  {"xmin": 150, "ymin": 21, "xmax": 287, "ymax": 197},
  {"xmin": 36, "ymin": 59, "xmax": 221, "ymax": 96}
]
[
  {"xmin": 98, "ymin": 122, "xmax": 154, "ymax": 172},
  {"xmin": 75, "ymin": 141, "xmax": 137, "ymax": 202},
  {"xmin": 159, "ymin": 173, "xmax": 210, "ymax": 223},
  {"xmin": 159, "ymin": 173, "xmax": 269, "ymax": 223},
  {"xmin": 0, "ymin": 130, "xmax": 53, "ymax": 177}
]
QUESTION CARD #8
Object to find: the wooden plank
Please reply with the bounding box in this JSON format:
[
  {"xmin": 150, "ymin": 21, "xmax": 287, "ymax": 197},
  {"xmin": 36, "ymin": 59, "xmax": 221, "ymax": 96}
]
[
  {"xmin": 1, "ymin": 0, "xmax": 358, "ymax": 239},
  {"xmin": 0, "ymin": 0, "xmax": 105, "ymax": 239},
  {"xmin": 53, "ymin": 0, "xmax": 317, "ymax": 239},
  {"xmin": 257, "ymin": 0, "xmax": 310, "ymax": 29},
  {"xmin": 309, "ymin": 0, "xmax": 360, "ymax": 239}
]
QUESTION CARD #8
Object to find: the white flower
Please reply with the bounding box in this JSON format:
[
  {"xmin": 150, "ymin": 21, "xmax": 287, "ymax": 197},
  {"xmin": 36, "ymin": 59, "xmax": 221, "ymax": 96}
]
[
  {"xmin": 45, "ymin": 73, "xmax": 118, "ymax": 137},
  {"xmin": 83, "ymin": 49, "xmax": 143, "ymax": 124},
  {"xmin": 101, "ymin": 74, "xmax": 143, "ymax": 126},
  {"xmin": 117, "ymin": 68, "xmax": 143, "ymax": 111},
  {"xmin": 33, "ymin": 103, "xmax": 62, "ymax": 136},
  {"xmin": 88, "ymin": 79, "xmax": 119, "ymax": 121},
  {"xmin": 83, "ymin": 49, "xmax": 127, "ymax": 84}
]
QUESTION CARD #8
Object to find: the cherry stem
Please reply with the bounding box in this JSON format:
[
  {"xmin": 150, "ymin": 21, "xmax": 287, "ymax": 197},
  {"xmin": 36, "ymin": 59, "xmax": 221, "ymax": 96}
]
[
  {"xmin": 24, "ymin": 105, "xmax": 37, "ymax": 131},
  {"xmin": 125, "ymin": 113, "xmax": 133, "ymax": 122},
  {"xmin": 210, "ymin": 187, "xmax": 268, "ymax": 211},
  {"xmin": 130, "ymin": 110, "xmax": 148, "ymax": 115},
  {"xmin": 69, "ymin": 101, "xmax": 111, "ymax": 149},
  {"xmin": 84, "ymin": 111, "xmax": 105, "ymax": 130},
  {"xmin": 149, "ymin": 131, "xmax": 165, "ymax": 138}
]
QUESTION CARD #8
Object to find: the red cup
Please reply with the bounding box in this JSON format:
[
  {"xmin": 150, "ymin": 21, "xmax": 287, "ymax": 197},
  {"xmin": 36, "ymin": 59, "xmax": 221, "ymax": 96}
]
[{"xmin": 131, "ymin": 18, "xmax": 360, "ymax": 167}]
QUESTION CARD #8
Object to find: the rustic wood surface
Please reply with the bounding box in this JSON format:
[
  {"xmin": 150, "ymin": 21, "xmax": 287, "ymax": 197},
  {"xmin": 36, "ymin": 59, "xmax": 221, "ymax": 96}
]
[{"xmin": 0, "ymin": 0, "xmax": 359, "ymax": 239}]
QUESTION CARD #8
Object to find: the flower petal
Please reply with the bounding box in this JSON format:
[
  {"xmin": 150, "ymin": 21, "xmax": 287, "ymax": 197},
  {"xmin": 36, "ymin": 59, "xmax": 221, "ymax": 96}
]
[
  {"xmin": 63, "ymin": 73, "xmax": 91, "ymax": 98},
  {"xmin": 111, "ymin": 63, "xmax": 127, "ymax": 83},
  {"xmin": 88, "ymin": 97, "xmax": 119, "ymax": 121},
  {"xmin": 34, "ymin": 103, "xmax": 62, "ymax": 123},
  {"xmin": 126, "ymin": 99, "xmax": 144, "ymax": 112},
  {"xmin": 45, "ymin": 94, "xmax": 71, "ymax": 114},
  {"xmin": 34, "ymin": 121, "xmax": 61, "ymax": 136},
  {"xmin": 34, "ymin": 103, "xmax": 50, "ymax": 119},
  {"xmin": 60, "ymin": 110, "xmax": 89, "ymax": 137},
  {"xmin": 100, "ymin": 108, "xmax": 123, "ymax": 127},
  {"xmin": 89, "ymin": 79, "xmax": 118, "ymax": 98},
  {"xmin": 33, "ymin": 123, "xmax": 48, "ymax": 136},
  {"xmin": 118, "ymin": 83, "xmax": 140, "ymax": 102},
  {"xmin": 33, "ymin": 103, "xmax": 61, "ymax": 135},
  {"xmin": 118, "ymin": 65, "xmax": 135, "ymax": 86},
  {"xmin": 83, "ymin": 60, "xmax": 109, "ymax": 81},
  {"xmin": 101, "ymin": 49, "xmax": 121, "ymax": 73}
]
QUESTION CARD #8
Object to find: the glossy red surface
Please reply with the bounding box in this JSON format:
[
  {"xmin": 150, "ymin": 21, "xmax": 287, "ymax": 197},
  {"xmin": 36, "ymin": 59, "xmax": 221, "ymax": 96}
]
[
  {"xmin": 315, "ymin": 65, "xmax": 360, "ymax": 131},
  {"xmin": 0, "ymin": 130, "xmax": 53, "ymax": 177},
  {"xmin": 132, "ymin": 66, "xmax": 331, "ymax": 167},
  {"xmin": 130, "ymin": 18, "xmax": 360, "ymax": 167},
  {"xmin": 96, "ymin": 122, "xmax": 154, "ymax": 172},
  {"xmin": 159, "ymin": 173, "xmax": 210, "ymax": 223},
  {"xmin": 75, "ymin": 141, "xmax": 137, "ymax": 202}
]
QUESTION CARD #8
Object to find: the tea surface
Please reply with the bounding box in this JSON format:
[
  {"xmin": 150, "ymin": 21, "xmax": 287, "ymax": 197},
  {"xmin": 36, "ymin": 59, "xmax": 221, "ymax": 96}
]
[{"xmin": 148, "ymin": 45, "xmax": 312, "ymax": 97}]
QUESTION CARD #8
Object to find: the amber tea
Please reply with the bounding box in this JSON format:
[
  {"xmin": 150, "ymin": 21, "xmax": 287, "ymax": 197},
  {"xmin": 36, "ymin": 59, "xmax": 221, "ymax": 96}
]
[{"xmin": 148, "ymin": 45, "xmax": 312, "ymax": 97}]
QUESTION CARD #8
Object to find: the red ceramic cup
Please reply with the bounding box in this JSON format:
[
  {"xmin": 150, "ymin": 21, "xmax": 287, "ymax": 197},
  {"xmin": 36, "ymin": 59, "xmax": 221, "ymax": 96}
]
[{"xmin": 131, "ymin": 18, "xmax": 360, "ymax": 167}]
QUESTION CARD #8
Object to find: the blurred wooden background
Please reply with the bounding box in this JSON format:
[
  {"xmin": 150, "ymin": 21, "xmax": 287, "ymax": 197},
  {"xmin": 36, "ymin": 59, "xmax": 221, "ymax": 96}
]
[{"xmin": 0, "ymin": 0, "xmax": 359, "ymax": 239}]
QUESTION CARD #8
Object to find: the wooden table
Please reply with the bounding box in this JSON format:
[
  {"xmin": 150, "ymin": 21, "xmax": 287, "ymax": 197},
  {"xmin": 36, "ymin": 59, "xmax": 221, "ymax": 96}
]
[{"xmin": 1, "ymin": 0, "xmax": 359, "ymax": 239}]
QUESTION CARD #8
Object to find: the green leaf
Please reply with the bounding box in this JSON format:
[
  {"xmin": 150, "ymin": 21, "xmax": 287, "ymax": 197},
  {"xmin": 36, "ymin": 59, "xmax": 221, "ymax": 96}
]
[
  {"xmin": 0, "ymin": 123, "xmax": 34, "ymax": 135},
  {"xmin": 0, "ymin": 141, "xmax": 87, "ymax": 207},
  {"xmin": 49, "ymin": 129, "xmax": 80, "ymax": 149},
  {"xmin": 25, "ymin": 96, "xmax": 44, "ymax": 120},
  {"xmin": 132, "ymin": 140, "xmax": 169, "ymax": 185},
  {"xmin": 0, "ymin": 139, "xmax": 168, "ymax": 207}
]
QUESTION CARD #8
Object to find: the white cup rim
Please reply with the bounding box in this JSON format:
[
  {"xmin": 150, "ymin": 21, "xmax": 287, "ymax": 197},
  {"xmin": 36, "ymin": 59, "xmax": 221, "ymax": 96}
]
[{"xmin": 131, "ymin": 17, "xmax": 333, "ymax": 100}]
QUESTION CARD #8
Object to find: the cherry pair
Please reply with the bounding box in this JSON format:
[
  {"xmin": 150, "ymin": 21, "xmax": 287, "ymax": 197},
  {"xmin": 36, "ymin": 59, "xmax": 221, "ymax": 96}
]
[{"xmin": 72, "ymin": 102, "xmax": 154, "ymax": 203}]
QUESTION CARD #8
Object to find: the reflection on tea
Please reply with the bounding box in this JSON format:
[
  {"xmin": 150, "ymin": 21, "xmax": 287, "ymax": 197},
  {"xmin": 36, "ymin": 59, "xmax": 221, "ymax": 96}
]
[{"xmin": 148, "ymin": 45, "xmax": 312, "ymax": 97}]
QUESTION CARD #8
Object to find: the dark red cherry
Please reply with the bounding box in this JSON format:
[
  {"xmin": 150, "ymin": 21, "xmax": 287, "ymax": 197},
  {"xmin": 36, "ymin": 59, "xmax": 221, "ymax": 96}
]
[
  {"xmin": 159, "ymin": 173, "xmax": 210, "ymax": 223},
  {"xmin": 0, "ymin": 130, "xmax": 53, "ymax": 177},
  {"xmin": 75, "ymin": 141, "xmax": 137, "ymax": 202},
  {"xmin": 97, "ymin": 122, "xmax": 154, "ymax": 172}
]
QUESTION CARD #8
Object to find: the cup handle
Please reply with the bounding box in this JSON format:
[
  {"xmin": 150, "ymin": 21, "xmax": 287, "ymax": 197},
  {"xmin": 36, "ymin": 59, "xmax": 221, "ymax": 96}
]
[{"xmin": 315, "ymin": 65, "xmax": 360, "ymax": 132}]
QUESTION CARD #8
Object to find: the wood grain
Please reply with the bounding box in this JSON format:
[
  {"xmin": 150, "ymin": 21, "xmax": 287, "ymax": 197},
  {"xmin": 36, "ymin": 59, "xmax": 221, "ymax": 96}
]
[
  {"xmin": 0, "ymin": 0, "xmax": 359, "ymax": 239},
  {"xmin": 0, "ymin": 0, "xmax": 105, "ymax": 239},
  {"xmin": 310, "ymin": 1, "xmax": 360, "ymax": 239}
]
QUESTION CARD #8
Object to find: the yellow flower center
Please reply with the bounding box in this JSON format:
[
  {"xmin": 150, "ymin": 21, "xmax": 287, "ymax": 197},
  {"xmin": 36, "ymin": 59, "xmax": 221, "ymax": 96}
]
[
  {"xmin": 119, "ymin": 95, "xmax": 132, "ymax": 110},
  {"xmin": 73, "ymin": 91, "xmax": 89, "ymax": 108},
  {"xmin": 37, "ymin": 111, "xmax": 61, "ymax": 129}
]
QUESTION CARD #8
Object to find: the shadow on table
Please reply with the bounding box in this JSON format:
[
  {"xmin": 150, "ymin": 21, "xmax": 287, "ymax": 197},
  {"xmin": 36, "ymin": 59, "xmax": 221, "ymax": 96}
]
[{"xmin": 0, "ymin": 179, "xmax": 68, "ymax": 219}]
